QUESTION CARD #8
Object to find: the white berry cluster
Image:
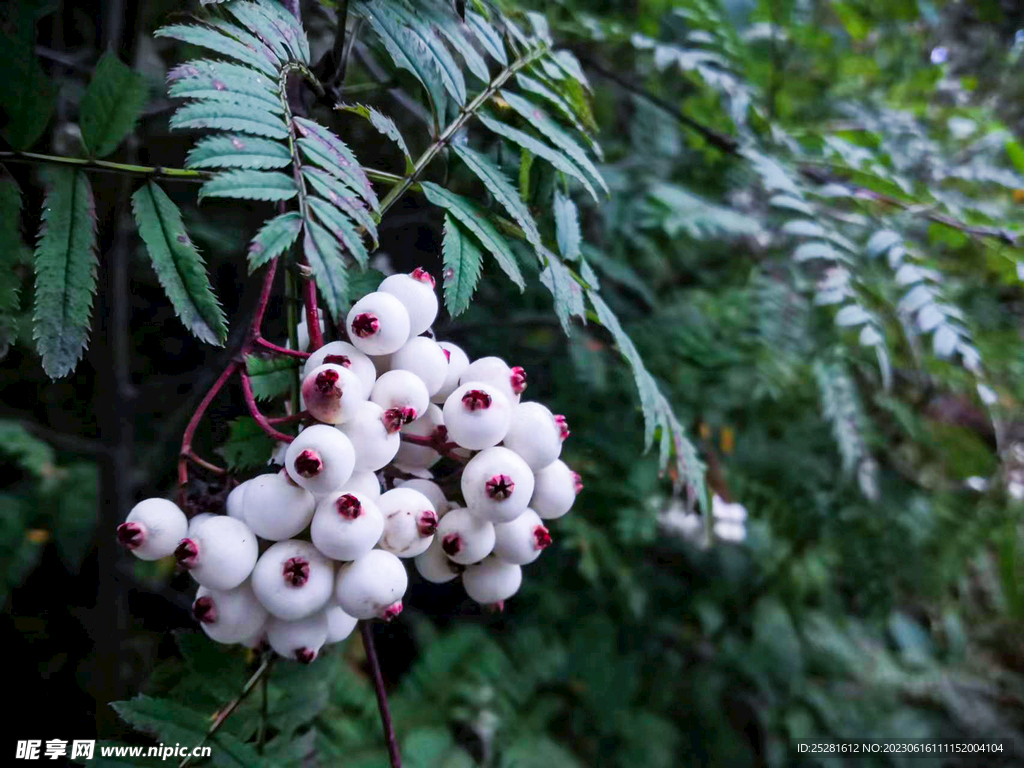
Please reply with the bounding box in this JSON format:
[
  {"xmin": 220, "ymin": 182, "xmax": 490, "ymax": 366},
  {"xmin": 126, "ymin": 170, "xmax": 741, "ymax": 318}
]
[{"xmin": 116, "ymin": 268, "xmax": 582, "ymax": 664}]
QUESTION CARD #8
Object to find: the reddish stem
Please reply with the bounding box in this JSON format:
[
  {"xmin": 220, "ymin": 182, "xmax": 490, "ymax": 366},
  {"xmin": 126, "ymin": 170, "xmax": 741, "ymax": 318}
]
[
  {"xmin": 268, "ymin": 411, "xmax": 312, "ymax": 425},
  {"xmin": 182, "ymin": 450, "xmax": 226, "ymax": 475},
  {"xmin": 178, "ymin": 360, "xmax": 241, "ymax": 503},
  {"xmin": 240, "ymin": 370, "xmax": 296, "ymax": 443},
  {"xmin": 255, "ymin": 336, "xmax": 311, "ymax": 359},
  {"xmin": 399, "ymin": 433, "xmax": 468, "ymax": 463},
  {"xmin": 298, "ymin": 256, "xmax": 325, "ymax": 352},
  {"xmin": 361, "ymin": 623, "xmax": 402, "ymax": 768},
  {"xmin": 250, "ymin": 259, "xmax": 279, "ymax": 338}
]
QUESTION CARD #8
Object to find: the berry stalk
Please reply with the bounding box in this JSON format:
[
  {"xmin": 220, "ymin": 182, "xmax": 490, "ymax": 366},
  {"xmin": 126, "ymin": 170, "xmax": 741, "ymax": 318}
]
[
  {"xmin": 361, "ymin": 622, "xmax": 403, "ymax": 768},
  {"xmin": 178, "ymin": 360, "xmax": 240, "ymax": 503},
  {"xmin": 254, "ymin": 336, "xmax": 311, "ymax": 359},
  {"xmin": 399, "ymin": 432, "xmax": 468, "ymax": 463},
  {"xmin": 240, "ymin": 371, "xmax": 297, "ymax": 444}
]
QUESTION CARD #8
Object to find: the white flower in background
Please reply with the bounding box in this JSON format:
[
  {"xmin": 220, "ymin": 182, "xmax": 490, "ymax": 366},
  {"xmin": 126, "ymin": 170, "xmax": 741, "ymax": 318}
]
[{"xmin": 658, "ymin": 493, "xmax": 750, "ymax": 545}]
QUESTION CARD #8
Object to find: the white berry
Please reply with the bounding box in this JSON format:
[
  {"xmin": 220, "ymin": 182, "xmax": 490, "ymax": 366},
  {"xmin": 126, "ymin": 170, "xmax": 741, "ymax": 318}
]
[
  {"xmin": 241, "ymin": 470, "xmax": 316, "ymax": 541},
  {"xmin": 338, "ymin": 469, "xmax": 382, "ymax": 500},
  {"xmin": 389, "ymin": 336, "xmax": 448, "ymax": 397},
  {"xmin": 442, "ymin": 381, "xmax": 511, "ymax": 450},
  {"xmin": 176, "ymin": 515, "xmax": 258, "ymax": 590},
  {"xmin": 310, "ymin": 490, "xmax": 384, "ymax": 561},
  {"xmin": 225, "ymin": 481, "xmax": 249, "ymax": 520},
  {"xmin": 502, "ymin": 402, "xmax": 566, "ymax": 471},
  {"xmin": 301, "ymin": 363, "xmax": 367, "ymax": 425},
  {"xmin": 414, "ymin": 537, "xmax": 461, "ymax": 583},
  {"xmin": 459, "ymin": 356, "xmax": 526, "ymax": 404},
  {"xmin": 462, "ymin": 556, "xmax": 522, "ymax": 605},
  {"xmin": 346, "ymin": 291, "xmax": 411, "ymax": 355},
  {"xmin": 335, "ymin": 549, "xmax": 408, "ymax": 620},
  {"xmin": 531, "ymin": 459, "xmax": 582, "ymax": 520},
  {"xmin": 370, "ymin": 369, "xmax": 430, "ymax": 425},
  {"xmin": 324, "ymin": 605, "xmax": 358, "ymax": 644},
  {"xmin": 251, "ymin": 539, "xmax": 335, "ymax": 621},
  {"xmin": 395, "ymin": 478, "xmax": 450, "ymax": 517},
  {"xmin": 432, "ymin": 342, "xmax": 469, "ymax": 404},
  {"xmin": 436, "ymin": 507, "xmax": 495, "ymax": 565},
  {"xmin": 377, "ymin": 487, "xmax": 438, "ymax": 558},
  {"xmin": 462, "ymin": 447, "xmax": 535, "ymax": 524},
  {"xmin": 193, "ymin": 581, "xmax": 269, "ymax": 645},
  {"xmin": 303, "ymin": 340, "xmax": 377, "ymax": 394},
  {"xmin": 117, "ymin": 498, "xmax": 188, "ymax": 560},
  {"xmin": 266, "ymin": 609, "xmax": 329, "ymax": 664},
  {"xmin": 284, "ymin": 424, "xmax": 356, "ymax": 495},
  {"xmin": 338, "ymin": 401, "xmax": 400, "ymax": 471},
  {"xmin": 493, "ymin": 509, "xmax": 551, "ymax": 565},
  {"xmin": 379, "ymin": 268, "xmax": 438, "ymax": 336}
]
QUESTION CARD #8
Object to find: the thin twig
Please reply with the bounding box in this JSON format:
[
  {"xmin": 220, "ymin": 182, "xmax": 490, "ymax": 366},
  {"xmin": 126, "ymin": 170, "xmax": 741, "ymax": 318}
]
[
  {"xmin": 179, "ymin": 655, "xmax": 275, "ymax": 768},
  {"xmin": 177, "ymin": 360, "xmax": 240, "ymax": 505},
  {"xmin": 240, "ymin": 371, "xmax": 296, "ymax": 443},
  {"xmin": 399, "ymin": 433, "xmax": 468, "ymax": 463},
  {"xmin": 0, "ymin": 150, "xmax": 211, "ymax": 183},
  {"xmin": 254, "ymin": 336, "xmax": 310, "ymax": 359},
  {"xmin": 361, "ymin": 623, "xmax": 402, "ymax": 768}
]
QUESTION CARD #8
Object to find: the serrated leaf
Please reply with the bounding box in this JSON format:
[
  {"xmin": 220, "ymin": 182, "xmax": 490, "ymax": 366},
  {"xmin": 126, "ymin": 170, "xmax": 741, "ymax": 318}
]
[
  {"xmin": 132, "ymin": 182, "xmax": 228, "ymax": 346},
  {"xmin": 302, "ymin": 168, "xmax": 378, "ymax": 245},
  {"xmin": 307, "ymin": 196, "xmax": 369, "ymax": 268},
  {"xmin": 244, "ymin": 355, "xmax": 300, "ymax": 401},
  {"xmin": 186, "ymin": 135, "xmax": 291, "ymax": 170},
  {"xmin": 421, "ymin": 182, "xmax": 525, "ymax": 290},
  {"xmin": 866, "ymin": 229, "xmax": 901, "ymax": 258},
  {"xmin": 411, "ymin": 0, "xmax": 490, "ymax": 82},
  {"xmin": 0, "ymin": 177, "xmax": 27, "ymax": 358},
  {"xmin": 170, "ymin": 102, "xmax": 288, "ymax": 139},
  {"xmin": 112, "ymin": 695, "xmax": 270, "ymax": 767},
  {"xmin": 226, "ymin": 1, "xmax": 294, "ymax": 63},
  {"xmin": 205, "ymin": 17, "xmax": 281, "ymax": 70},
  {"xmin": 382, "ymin": 2, "xmax": 467, "ymax": 104},
  {"xmin": 466, "ymin": 11, "xmax": 507, "ymax": 65},
  {"xmin": 477, "ymin": 112, "xmax": 598, "ymax": 201},
  {"xmin": 0, "ymin": 32, "xmax": 57, "ymax": 150},
  {"xmin": 303, "ymin": 219, "xmax": 348, "ymax": 321},
  {"xmin": 248, "ymin": 212, "xmax": 302, "ymax": 273},
  {"xmin": 337, "ymin": 103, "xmax": 411, "ymax": 163},
  {"xmin": 79, "ymin": 52, "xmax": 148, "ymax": 158},
  {"xmin": 516, "ymin": 72, "xmax": 594, "ymax": 140},
  {"xmin": 440, "ymin": 214, "xmax": 483, "ymax": 316},
  {"xmin": 294, "ymin": 117, "xmax": 378, "ymax": 209},
  {"xmin": 198, "ymin": 171, "xmax": 296, "ymax": 202},
  {"xmin": 452, "ymin": 144, "xmax": 542, "ymax": 249},
  {"xmin": 216, "ymin": 416, "xmax": 277, "ymax": 469},
  {"xmin": 345, "ymin": 269, "xmax": 386, "ymax": 309},
  {"xmin": 168, "ymin": 59, "xmax": 280, "ymax": 109},
  {"xmin": 553, "ymin": 191, "xmax": 582, "ymax": 260},
  {"xmin": 540, "ymin": 256, "xmax": 583, "ymax": 335},
  {"xmin": 253, "ymin": 0, "xmax": 310, "ymax": 63},
  {"xmin": 154, "ymin": 24, "xmax": 277, "ymax": 76},
  {"xmin": 499, "ymin": 91, "xmax": 607, "ymax": 195},
  {"xmin": 356, "ymin": 1, "xmax": 448, "ymax": 116},
  {"xmin": 32, "ymin": 168, "xmax": 98, "ymax": 379}
]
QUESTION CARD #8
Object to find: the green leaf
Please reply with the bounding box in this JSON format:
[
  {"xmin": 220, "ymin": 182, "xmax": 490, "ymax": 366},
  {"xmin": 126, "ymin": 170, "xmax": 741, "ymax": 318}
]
[
  {"xmin": 381, "ymin": 1, "xmax": 467, "ymax": 104},
  {"xmin": 132, "ymin": 182, "xmax": 228, "ymax": 346},
  {"xmin": 244, "ymin": 354, "xmax": 300, "ymax": 401},
  {"xmin": 336, "ymin": 103, "xmax": 412, "ymax": 165},
  {"xmin": 411, "ymin": 0, "xmax": 490, "ymax": 83},
  {"xmin": 168, "ymin": 59, "xmax": 281, "ymax": 110},
  {"xmin": 308, "ymin": 196, "xmax": 369, "ymax": 268},
  {"xmin": 252, "ymin": 0, "xmax": 310, "ymax": 63},
  {"xmin": 170, "ymin": 102, "xmax": 289, "ymax": 139},
  {"xmin": 302, "ymin": 168, "xmax": 378, "ymax": 245},
  {"xmin": 466, "ymin": 11, "xmax": 507, "ymax": 65},
  {"xmin": 553, "ymin": 191, "xmax": 582, "ymax": 260},
  {"xmin": 112, "ymin": 695, "xmax": 270, "ymax": 767},
  {"xmin": 0, "ymin": 420, "xmax": 56, "ymax": 477},
  {"xmin": 32, "ymin": 168, "xmax": 98, "ymax": 379},
  {"xmin": 225, "ymin": 1, "xmax": 295, "ymax": 63},
  {"xmin": 0, "ymin": 177, "xmax": 28, "ymax": 358},
  {"xmin": 79, "ymin": 52, "xmax": 148, "ymax": 158},
  {"xmin": 452, "ymin": 144, "xmax": 542, "ymax": 249},
  {"xmin": 540, "ymin": 256, "xmax": 583, "ymax": 335},
  {"xmin": 154, "ymin": 24, "xmax": 277, "ymax": 76},
  {"xmin": 205, "ymin": 16, "xmax": 282, "ymax": 70},
  {"xmin": 303, "ymin": 219, "xmax": 348, "ymax": 321},
  {"xmin": 198, "ymin": 171, "xmax": 296, "ymax": 202},
  {"xmin": 186, "ymin": 135, "xmax": 291, "ymax": 170},
  {"xmin": 216, "ymin": 416, "xmax": 277, "ymax": 469},
  {"xmin": 345, "ymin": 269, "xmax": 386, "ymax": 307},
  {"xmin": 441, "ymin": 214, "xmax": 483, "ymax": 316},
  {"xmin": 248, "ymin": 211, "xmax": 302, "ymax": 273},
  {"xmin": 294, "ymin": 117, "xmax": 378, "ymax": 210},
  {"xmin": 516, "ymin": 72, "xmax": 595, "ymax": 141},
  {"xmin": 421, "ymin": 182, "xmax": 525, "ymax": 290},
  {"xmin": 477, "ymin": 112, "xmax": 598, "ymax": 201},
  {"xmin": 499, "ymin": 91, "xmax": 607, "ymax": 195},
  {"xmin": 355, "ymin": 0, "xmax": 447, "ymax": 117},
  {"xmin": 0, "ymin": 32, "xmax": 57, "ymax": 149}
]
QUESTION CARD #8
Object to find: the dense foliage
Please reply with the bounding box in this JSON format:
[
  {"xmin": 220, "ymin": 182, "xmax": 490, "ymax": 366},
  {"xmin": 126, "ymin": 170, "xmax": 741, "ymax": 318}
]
[{"xmin": 1, "ymin": 0, "xmax": 1023, "ymax": 765}]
